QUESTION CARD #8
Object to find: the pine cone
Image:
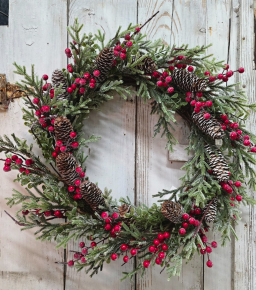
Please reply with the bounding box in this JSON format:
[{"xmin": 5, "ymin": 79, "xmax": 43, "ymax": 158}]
[
  {"xmin": 205, "ymin": 145, "xmax": 229, "ymax": 182},
  {"xmin": 95, "ymin": 47, "xmax": 114, "ymax": 82},
  {"xmin": 51, "ymin": 69, "xmax": 69, "ymax": 100},
  {"xmin": 119, "ymin": 204, "xmax": 130, "ymax": 217},
  {"xmin": 203, "ymin": 197, "xmax": 218, "ymax": 223},
  {"xmin": 134, "ymin": 57, "xmax": 157, "ymax": 74},
  {"xmin": 56, "ymin": 152, "xmax": 80, "ymax": 186},
  {"xmin": 161, "ymin": 201, "xmax": 184, "ymax": 223},
  {"xmin": 171, "ymin": 69, "xmax": 207, "ymax": 92},
  {"xmin": 54, "ymin": 116, "xmax": 73, "ymax": 143},
  {"xmin": 80, "ymin": 181, "xmax": 105, "ymax": 212},
  {"xmin": 192, "ymin": 111, "xmax": 225, "ymax": 139}
]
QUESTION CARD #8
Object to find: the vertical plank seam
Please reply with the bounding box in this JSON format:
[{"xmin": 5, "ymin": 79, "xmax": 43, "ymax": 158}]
[
  {"xmin": 134, "ymin": 3, "xmax": 139, "ymax": 290},
  {"xmin": 63, "ymin": 1, "xmax": 70, "ymax": 289}
]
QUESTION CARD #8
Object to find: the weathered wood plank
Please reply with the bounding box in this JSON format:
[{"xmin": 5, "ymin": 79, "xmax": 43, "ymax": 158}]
[
  {"xmin": 0, "ymin": 0, "xmax": 67, "ymax": 289},
  {"xmin": 66, "ymin": 1, "xmax": 137, "ymax": 289},
  {"xmin": 233, "ymin": 1, "xmax": 256, "ymax": 290},
  {"xmin": 136, "ymin": 1, "xmax": 206, "ymax": 289},
  {"xmin": 203, "ymin": 1, "xmax": 233, "ymax": 289}
]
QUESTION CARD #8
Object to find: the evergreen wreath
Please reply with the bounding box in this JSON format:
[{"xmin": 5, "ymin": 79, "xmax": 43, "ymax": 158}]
[{"xmin": 1, "ymin": 12, "xmax": 256, "ymax": 281}]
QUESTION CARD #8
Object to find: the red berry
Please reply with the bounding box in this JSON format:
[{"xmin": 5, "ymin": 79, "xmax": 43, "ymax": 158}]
[
  {"xmin": 217, "ymin": 74, "xmax": 223, "ymax": 79},
  {"xmin": 125, "ymin": 34, "xmax": 131, "ymax": 40},
  {"xmin": 189, "ymin": 218, "xmax": 195, "ymax": 225},
  {"xmin": 79, "ymin": 242, "xmax": 85, "ymax": 248},
  {"xmin": 48, "ymin": 126, "xmax": 54, "ymax": 132},
  {"xmin": 221, "ymin": 114, "xmax": 227, "ymax": 120},
  {"xmin": 200, "ymin": 249, "xmax": 206, "ymax": 255},
  {"xmin": 177, "ymin": 55, "xmax": 184, "ymax": 60},
  {"xmin": 33, "ymin": 98, "xmax": 40, "ymax": 105},
  {"xmin": 60, "ymin": 146, "xmax": 66, "ymax": 152},
  {"xmin": 52, "ymin": 152, "xmax": 58, "ymax": 158},
  {"xmin": 243, "ymin": 139, "xmax": 251, "ymax": 146},
  {"xmin": 204, "ymin": 71, "xmax": 210, "ymax": 76},
  {"xmin": 168, "ymin": 65, "xmax": 175, "ymax": 71},
  {"xmin": 163, "ymin": 232, "xmax": 170, "ymax": 239},
  {"xmin": 114, "ymin": 225, "xmax": 121, "ymax": 232},
  {"xmin": 25, "ymin": 169, "xmax": 30, "ymax": 175},
  {"xmin": 176, "ymin": 64, "xmax": 183, "ymax": 69},
  {"xmin": 93, "ymin": 70, "xmax": 100, "ymax": 77},
  {"xmin": 68, "ymin": 66, "xmax": 73, "ymax": 73},
  {"xmin": 244, "ymin": 135, "xmax": 250, "ymax": 140},
  {"xmin": 230, "ymin": 132, "xmax": 237, "ymax": 140},
  {"xmin": 224, "ymin": 119, "xmax": 230, "ymax": 124},
  {"xmin": 236, "ymin": 130, "xmax": 242, "ymax": 135},
  {"xmin": 185, "ymin": 96, "xmax": 192, "ymax": 102},
  {"xmin": 111, "ymin": 253, "xmax": 118, "ymax": 261},
  {"xmin": 204, "ymin": 113, "xmax": 210, "ymax": 119},
  {"xmin": 236, "ymin": 195, "xmax": 242, "ymax": 201},
  {"xmin": 226, "ymin": 70, "xmax": 233, "ymax": 77},
  {"xmin": 15, "ymin": 158, "xmax": 23, "ymax": 165},
  {"xmin": 80, "ymin": 172, "xmax": 85, "ymax": 178},
  {"xmin": 89, "ymin": 82, "xmax": 95, "ymax": 89},
  {"xmin": 222, "ymin": 76, "xmax": 229, "ymax": 82},
  {"xmin": 224, "ymin": 64, "xmax": 229, "ymax": 70},
  {"xmin": 11, "ymin": 155, "xmax": 18, "ymax": 161},
  {"xmin": 221, "ymin": 125, "xmax": 226, "ymax": 130},
  {"xmin": 135, "ymin": 27, "xmax": 140, "ymax": 32},
  {"xmin": 158, "ymin": 252, "xmax": 165, "ymax": 259},
  {"xmin": 155, "ymin": 257, "xmax": 162, "ymax": 265},
  {"xmin": 162, "ymin": 244, "xmax": 168, "ymax": 251},
  {"xmin": 3, "ymin": 165, "xmax": 11, "ymax": 172},
  {"xmin": 206, "ymin": 101, "xmax": 212, "ymax": 107},
  {"xmin": 206, "ymin": 260, "xmax": 213, "ymax": 268},
  {"xmin": 206, "ymin": 246, "xmax": 212, "ymax": 253},
  {"xmin": 22, "ymin": 210, "xmax": 29, "ymax": 215},
  {"xmin": 131, "ymin": 249, "xmax": 137, "ymax": 256},
  {"xmin": 115, "ymin": 45, "xmax": 122, "ymax": 51},
  {"xmin": 238, "ymin": 67, "xmax": 244, "ymax": 73},
  {"xmin": 104, "ymin": 224, "xmax": 111, "ymax": 231},
  {"xmin": 195, "ymin": 102, "xmax": 202, "ymax": 108},
  {"xmin": 91, "ymin": 242, "xmax": 96, "ymax": 248},
  {"xmin": 201, "ymin": 236, "xmax": 208, "ymax": 243},
  {"xmin": 71, "ymin": 142, "xmax": 79, "ymax": 149},
  {"xmin": 68, "ymin": 260, "xmax": 74, "ymax": 267},
  {"xmin": 112, "ymin": 212, "xmax": 119, "ymax": 219},
  {"xmin": 5, "ymin": 158, "xmax": 12, "ymax": 165},
  {"xmin": 42, "ymin": 74, "xmax": 48, "ymax": 80},
  {"xmin": 105, "ymin": 217, "xmax": 112, "ymax": 224},
  {"xmin": 82, "ymin": 248, "xmax": 88, "ymax": 255},
  {"xmin": 121, "ymin": 244, "xmax": 127, "ymax": 251},
  {"xmin": 67, "ymin": 87, "xmax": 73, "ymax": 93},
  {"xmin": 123, "ymin": 256, "xmax": 129, "ymax": 263},
  {"xmin": 73, "ymin": 193, "xmax": 82, "ymax": 200},
  {"xmin": 183, "ymin": 222, "xmax": 189, "ymax": 229},
  {"xmin": 157, "ymin": 233, "xmax": 164, "ymax": 240},
  {"xmin": 211, "ymin": 241, "xmax": 217, "ymax": 248},
  {"xmin": 68, "ymin": 186, "xmax": 75, "ymax": 192},
  {"xmin": 153, "ymin": 239, "xmax": 160, "ymax": 246},
  {"xmin": 120, "ymin": 53, "xmax": 126, "ymax": 60},
  {"xmin": 234, "ymin": 181, "xmax": 241, "ymax": 187},
  {"xmin": 233, "ymin": 123, "xmax": 239, "ymax": 129},
  {"xmin": 195, "ymin": 208, "xmax": 201, "ymax": 215},
  {"xmin": 188, "ymin": 66, "xmax": 194, "ymax": 72},
  {"xmin": 75, "ymin": 179, "xmax": 81, "ymax": 187},
  {"xmin": 167, "ymin": 87, "xmax": 174, "ymax": 93},
  {"xmin": 101, "ymin": 212, "xmax": 108, "ymax": 219},
  {"xmin": 149, "ymin": 246, "xmax": 156, "ymax": 253},
  {"xmin": 190, "ymin": 100, "xmax": 196, "ymax": 106},
  {"xmin": 165, "ymin": 76, "xmax": 172, "ymax": 83},
  {"xmin": 143, "ymin": 260, "xmax": 150, "ymax": 268},
  {"xmin": 179, "ymin": 228, "xmax": 186, "ymax": 235},
  {"xmin": 126, "ymin": 41, "xmax": 133, "ymax": 47},
  {"xmin": 54, "ymin": 210, "xmax": 61, "ymax": 217},
  {"xmin": 35, "ymin": 110, "xmax": 41, "ymax": 117},
  {"xmin": 209, "ymin": 76, "xmax": 216, "ymax": 82},
  {"xmin": 183, "ymin": 213, "xmax": 189, "ymax": 220},
  {"xmin": 81, "ymin": 257, "xmax": 87, "ymax": 263},
  {"xmin": 194, "ymin": 107, "xmax": 201, "ymax": 113}
]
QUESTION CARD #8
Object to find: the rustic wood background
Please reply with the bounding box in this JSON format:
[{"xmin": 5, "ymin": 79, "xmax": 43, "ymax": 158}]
[{"xmin": 0, "ymin": 0, "xmax": 255, "ymax": 289}]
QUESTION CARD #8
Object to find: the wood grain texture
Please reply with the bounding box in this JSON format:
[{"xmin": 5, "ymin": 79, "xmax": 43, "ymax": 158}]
[
  {"xmin": 0, "ymin": 1, "xmax": 67, "ymax": 289},
  {"xmin": 66, "ymin": 1, "xmax": 137, "ymax": 289},
  {"xmin": 233, "ymin": 1, "xmax": 256, "ymax": 289}
]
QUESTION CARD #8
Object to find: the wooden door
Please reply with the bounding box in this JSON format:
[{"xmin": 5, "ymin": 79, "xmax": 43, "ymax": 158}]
[{"xmin": 0, "ymin": 1, "xmax": 255, "ymax": 289}]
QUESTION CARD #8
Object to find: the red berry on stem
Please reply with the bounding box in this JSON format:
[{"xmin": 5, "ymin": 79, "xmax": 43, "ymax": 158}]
[
  {"xmin": 204, "ymin": 71, "xmax": 210, "ymax": 76},
  {"xmin": 204, "ymin": 113, "xmax": 210, "ymax": 119},
  {"xmin": 44, "ymin": 211, "xmax": 51, "ymax": 217},
  {"xmin": 206, "ymin": 101, "xmax": 212, "ymax": 107},
  {"xmin": 81, "ymin": 257, "xmax": 87, "ymax": 263},
  {"xmin": 183, "ymin": 222, "xmax": 189, "ymax": 229},
  {"xmin": 68, "ymin": 260, "xmax": 74, "ymax": 267},
  {"xmin": 120, "ymin": 53, "xmax": 126, "ymax": 60},
  {"xmin": 188, "ymin": 66, "xmax": 194, "ymax": 72},
  {"xmin": 22, "ymin": 210, "xmax": 29, "ymax": 215},
  {"xmin": 52, "ymin": 152, "xmax": 57, "ymax": 158},
  {"xmin": 153, "ymin": 239, "xmax": 160, "ymax": 246},
  {"xmin": 91, "ymin": 242, "xmax": 96, "ymax": 248},
  {"xmin": 104, "ymin": 224, "xmax": 111, "ymax": 231},
  {"xmin": 79, "ymin": 242, "xmax": 85, "ymax": 248},
  {"xmin": 112, "ymin": 212, "xmax": 119, "ymax": 219},
  {"xmin": 101, "ymin": 212, "xmax": 108, "ymax": 219},
  {"xmin": 186, "ymin": 96, "xmax": 192, "ymax": 102},
  {"xmin": 167, "ymin": 87, "xmax": 174, "ymax": 93},
  {"xmin": 157, "ymin": 233, "xmax": 164, "ymax": 240},
  {"xmin": 42, "ymin": 74, "xmax": 48, "ymax": 80},
  {"xmin": 179, "ymin": 228, "xmax": 186, "ymax": 235},
  {"xmin": 211, "ymin": 241, "xmax": 217, "ymax": 248},
  {"xmin": 158, "ymin": 252, "xmax": 165, "ymax": 259},
  {"xmin": 200, "ymin": 249, "xmax": 206, "ymax": 255},
  {"xmin": 236, "ymin": 195, "xmax": 242, "ymax": 201},
  {"xmin": 238, "ymin": 67, "xmax": 244, "ymax": 73},
  {"xmin": 201, "ymin": 236, "xmax": 208, "ymax": 243},
  {"xmin": 244, "ymin": 139, "xmax": 251, "ymax": 146},
  {"xmin": 114, "ymin": 225, "xmax": 121, "ymax": 232},
  {"xmin": 73, "ymin": 194, "xmax": 82, "ymax": 200},
  {"xmin": 224, "ymin": 64, "xmax": 229, "ymax": 70},
  {"xmin": 123, "ymin": 256, "xmax": 129, "ymax": 263},
  {"xmin": 68, "ymin": 186, "xmax": 75, "ymax": 192},
  {"xmin": 149, "ymin": 245, "xmax": 156, "ymax": 253},
  {"xmin": 80, "ymin": 172, "xmax": 85, "ymax": 178},
  {"xmin": 162, "ymin": 244, "xmax": 168, "ymax": 251},
  {"xmin": 3, "ymin": 165, "xmax": 11, "ymax": 172},
  {"xmin": 165, "ymin": 76, "xmax": 172, "ymax": 83},
  {"xmin": 209, "ymin": 76, "xmax": 216, "ymax": 82},
  {"xmin": 16, "ymin": 158, "xmax": 23, "ymax": 165},
  {"xmin": 82, "ymin": 248, "xmax": 88, "ymax": 255},
  {"xmin": 131, "ymin": 249, "xmax": 137, "ymax": 256},
  {"xmin": 33, "ymin": 98, "xmax": 39, "ymax": 105},
  {"xmin": 125, "ymin": 34, "xmax": 131, "ymax": 40},
  {"xmin": 67, "ymin": 87, "xmax": 73, "ymax": 93},
  {"xmin": 217, "ymin": 74, "xmax": 223, "ymax": 79},
  {"xmin": 226, "ymin": 70, "xmax": 233, "ymax": 77},
  {"xmin": 121, "ymin": 244, "xmax": 127, "ymax": 251},
  {"xmin": 206, "ymin": 246, "xmax": 212, "ymax": 253},
  {"xmin": 206, "ymin": 260, "xmax": 213, "ymax": 268},
  {"xmin": 183, "ymin": 213, "xmax": 189, "ymax": 220},
  {"xmin": 155, "ymin": 258, "xmax": 162, "ymax": 265},
  {"xmin": 93, "ymin": 70, "xmax": 100, "ymax": 77},
  {"xmin": 222, "ymin": 76, "xmax": 229, "ymax": 82},
  {"xmin": 111, "ymin": 253, "xmax": 118, "ymax": 261},
  {"xmin": 163, "ymin": 232, "xmax": 170, "ymax": 239},
  {"xmin": 194, "ymin": 107, "xmax": 201, "ymax": 113},
  {"xmin": 60, "ymin": 146, "xmax": 66, "ymax": 152},
  {"xmin": 143, "ymin": 260, "xmax": 150, "ymax": 268},
  {"xmin": 76, "ymin": 167, "xmax": 82, "ymax": 173},
  {"xmin": 235, "ymin": 181, "xmax": 241, "ymax": 187},
  {"xmin": 71, "ymin": 142, "xmax": 79, "ymax": 149},
  {"xmin": 195, "ymin": 208, "xmax": 201, "ymax": 215},
  {"xmin": 48, "ymin": 126, "xmax": 54, "ymax": 132},
  {"xmin": 230, "ymin": 132, "xmax": 237, "ymax": 140},
  {"xmin": 5, "ymin": 158, "xmax": 12, "ymax": 165},
  {"xmin": 12, "ymin": 155, "xmax": 18, "ymax": 161},
  {"xmin": 25, "ymin": 169, "xmax": 30, "ymax": 175},
  {"xmin": 190, "ymin": 100, "xmax": 196, "ymax": 106},
  {"xmin": 75, "ymin": 179, "xmax": 81, "ymax": 187},
  {"xmin": 126, "ymin": 41, "xmax": 133, "ymax": 47},
  {"xmin": 189, "ymin": 217, "xmax": 195, "ymax": 225}
]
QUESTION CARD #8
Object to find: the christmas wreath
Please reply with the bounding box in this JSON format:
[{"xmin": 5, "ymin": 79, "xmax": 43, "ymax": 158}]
[{"xmin": 1, "ymin": 13, "xmax": 256, "ymax": 281}]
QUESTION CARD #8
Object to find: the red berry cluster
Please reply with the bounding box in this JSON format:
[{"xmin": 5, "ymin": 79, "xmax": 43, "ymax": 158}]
[
  {"xmin": 22, "ymin": 208, "xmax": 65, "ymax": 218},
  {"xmin": 198, "ymin": 235, "xmax": 217, "ymax": 268},
  {"xmin": 178, "ymin": 211, "xmax": 201, "ymax": 236},
  {"xmin": 65, "ymin": 48, "xmax": 72, "ymax": 58},
  {"xmin": 167, "ymin": 54, "xmax": 192, "ymax": 70},
  {"xmin": 67, "ymin": 168, "xmax": 85, "ymax": 201},
  {"xmin": 220, "ymin": 179, "xmax": 243, "ymax": 205},
  {"xmin": 2, "ymin": 155, "xmax": 35, "ymax": 175},
  {"xmin": 52, "ymin": 131, "xmax": 79, "ymax": 159},
  {"xmin": 152, "ymin": 70, "xmax": 174, "ymax": 94},
  {"xmin": 66, "ymin": 71, "xmax": 98, "ymax": 93},
  {"xmin": 101, "ymin": 211, "xmax": 121, "ymax": 238},
  {"xmin": 219, "ymin": 114, "xmax": 256, "ymax": 152}
]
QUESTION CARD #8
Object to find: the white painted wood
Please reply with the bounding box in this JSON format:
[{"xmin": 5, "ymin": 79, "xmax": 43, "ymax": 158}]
[
  {"xmin": 169, "ymin": 145, "xmax": 193, "ymax": 162},
  {"xmin": 232, "ymin": 1, "xmax": 256, "ymax": 289},
  {"xmin": 0, "ymin": 1, "xmax": 67, "ymax": 289},
  {"xmin": 66, "ymin": 1, "xmax": 137, "ymax": 289}
]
